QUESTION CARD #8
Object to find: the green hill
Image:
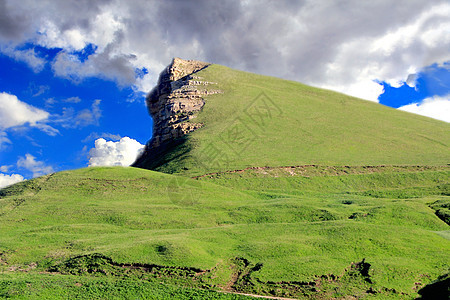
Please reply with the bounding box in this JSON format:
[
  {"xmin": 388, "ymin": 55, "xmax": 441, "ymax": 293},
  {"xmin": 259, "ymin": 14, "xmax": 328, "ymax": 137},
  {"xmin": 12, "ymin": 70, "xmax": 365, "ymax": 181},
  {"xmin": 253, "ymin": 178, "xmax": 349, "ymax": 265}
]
[
  {"xmin": 1, "ymin": 60, "xmax": 449, "ymax": 299},
  {"xmin": 134, "ymin": 62, "xmax": 449, "ymax": 176},
  {"xmin": 0, "ymin": 166, "xmax": 449, "ymax": 298}
]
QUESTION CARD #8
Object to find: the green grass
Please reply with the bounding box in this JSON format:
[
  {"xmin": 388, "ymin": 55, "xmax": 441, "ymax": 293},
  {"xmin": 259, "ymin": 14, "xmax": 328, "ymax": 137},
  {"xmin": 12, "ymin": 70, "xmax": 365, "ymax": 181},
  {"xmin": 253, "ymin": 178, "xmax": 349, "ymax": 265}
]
[
  {"xmin": 0, "ymin": 273, "xmax": 251, "ymax": 299},
  {"xmin": 0, "ymin": 166, "xmax": 449, "ymax": 298},
  {"xmin": 1, "ymin": 63, "xmax": 450, "ymax": 298},
  {"xmin": 135, "ymin": 64, "xmax": 450, "ymax": 176}
]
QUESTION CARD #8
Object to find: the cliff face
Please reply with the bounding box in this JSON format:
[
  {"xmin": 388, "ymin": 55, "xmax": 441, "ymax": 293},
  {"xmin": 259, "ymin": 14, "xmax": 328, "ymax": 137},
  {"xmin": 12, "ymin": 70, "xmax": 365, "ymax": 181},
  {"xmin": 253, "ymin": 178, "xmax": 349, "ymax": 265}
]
[
  {"xmin": 133, "ymin": 58, "xmax": 221, "ymax": 168},
  {"xmin": 146, "ymin": 57, "xmax": 221, "ymax": 148}
]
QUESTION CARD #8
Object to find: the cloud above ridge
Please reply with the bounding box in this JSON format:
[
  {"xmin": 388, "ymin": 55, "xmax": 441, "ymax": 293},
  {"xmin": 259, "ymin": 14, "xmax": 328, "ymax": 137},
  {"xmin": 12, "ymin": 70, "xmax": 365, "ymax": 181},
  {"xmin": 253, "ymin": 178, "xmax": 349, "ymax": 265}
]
[
  {"xmin": 17, "ymin": 153, "xmax": 54, "ymax": 177},
  {"xmin": 88, "ymin": 137, "xmax": 144, "ymax": 167},
  {"xmin": 398, "ymin": 94, "xmax": 450, "ymax": 122},
  {"xmin": 0, "ymin": 172, "xmax": 24, "ymax": 188}
]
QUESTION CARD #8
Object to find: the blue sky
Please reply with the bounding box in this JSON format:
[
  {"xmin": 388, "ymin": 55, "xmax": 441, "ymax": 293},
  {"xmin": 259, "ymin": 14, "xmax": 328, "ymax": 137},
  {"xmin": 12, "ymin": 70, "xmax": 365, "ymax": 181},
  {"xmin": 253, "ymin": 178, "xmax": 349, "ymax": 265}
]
[
  {"xmin": 0, "ymin": 49, "xmax": 151, "ymax": 178},
  {"xmin": 378, "ymin": 62, "xmax": 450, "ymax": 108},
  {"xmin": 0, "ymin": 0, "xmax": 449, "ymax": 187}
]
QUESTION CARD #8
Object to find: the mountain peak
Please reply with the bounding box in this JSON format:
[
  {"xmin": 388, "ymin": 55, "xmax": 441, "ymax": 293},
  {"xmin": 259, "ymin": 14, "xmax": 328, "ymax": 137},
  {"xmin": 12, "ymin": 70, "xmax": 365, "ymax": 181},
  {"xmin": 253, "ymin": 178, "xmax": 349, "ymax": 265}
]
[
  {"xmin": 169, "ymin": 57, "xmax": 210, "ymax": 81},
  {"xmin": 134, "ymin": 60, "xmax": 449, "ymax": 175}
]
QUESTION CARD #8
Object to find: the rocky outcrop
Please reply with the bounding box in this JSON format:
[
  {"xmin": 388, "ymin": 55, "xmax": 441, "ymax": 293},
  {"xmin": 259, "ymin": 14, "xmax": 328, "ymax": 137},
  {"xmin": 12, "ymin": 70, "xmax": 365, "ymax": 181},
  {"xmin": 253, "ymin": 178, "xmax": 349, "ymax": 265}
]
[
  {"xmin": 133, "ymin": 58, "xmax": 221, "ymax": 169},
  {"xmin": 145, "ymin": 57, "xmax": 221, "ymax": 148}
]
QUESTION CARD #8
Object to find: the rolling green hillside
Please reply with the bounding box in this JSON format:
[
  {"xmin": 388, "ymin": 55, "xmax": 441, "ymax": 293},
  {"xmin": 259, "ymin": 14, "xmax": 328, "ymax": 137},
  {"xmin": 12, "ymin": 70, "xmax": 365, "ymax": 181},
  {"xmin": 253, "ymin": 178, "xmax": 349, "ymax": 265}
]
[
  {"xmin": 0, "ymin": 166, "xmax": 449, "ymax": 298},
  {"xmin": 135, "ymin": 63, "xmax": 449, "ymax": 176},
  {"xmin": 1, "ymin": 62, "xmax": 450, "ymax": 299}
]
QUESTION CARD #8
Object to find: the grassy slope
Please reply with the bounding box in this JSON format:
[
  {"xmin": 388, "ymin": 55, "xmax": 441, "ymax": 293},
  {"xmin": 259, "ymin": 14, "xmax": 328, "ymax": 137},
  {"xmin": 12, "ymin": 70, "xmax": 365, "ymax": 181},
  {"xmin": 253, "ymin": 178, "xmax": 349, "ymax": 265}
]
[
  {"xmin": 148, "ymin": 64, "xmax": 449, "ymax": 176},
  {"xmin": 0, "ymin": 273, "xmax": 251, "ymax": 300},
  {"xmin": 2, "ymin": 65, "xmax": 450, "ymax": 298},
  {"xmin": 0, "ymin": 166, "xmax": 449, "ymax": 298}
]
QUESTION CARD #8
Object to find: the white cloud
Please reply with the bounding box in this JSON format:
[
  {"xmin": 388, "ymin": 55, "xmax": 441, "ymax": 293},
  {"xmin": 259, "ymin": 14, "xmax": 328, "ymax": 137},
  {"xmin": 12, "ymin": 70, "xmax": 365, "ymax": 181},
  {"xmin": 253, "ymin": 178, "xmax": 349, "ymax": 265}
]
[
  {"xmin": 51, "ymin": 46, "xmax": 136, "ymax": 86},
  {"xmin": 1, "ymin": 0, "xmax": 449, "ymax": 99},
  {"xmin": 37, "ymin": 20, "xmax": 87, "ymax": 51},
  {"xmin": 398, "ymin": 95, "xmax": 450, "ymax": 123},
  {"xmin": 405, "ymin": 73, "xmax": 418, "ymax": 88},
  {"xmin": 321, "ymin": 77, "xmax": 385, "ymax": 102},
  {"xmin": 318, "ymin": 2, "xmax": 450, "ymax": 100},
  {"xmin": 0, "ymin": 92, "xmax": 57, "ymax": 139},
  {"xmin": 52, "ymin": 99, "xmax": 102, "ymax": 129},
  {"xmin": 63, "ymin": 96, "xmax": 81, "ymax": 103},
  {"xmin": 0, "ymin": 165, "xmax": 12, "ymax": 172},
  {"xmin": 0, "ymin": 131, "xmax": 11, "ymax": 149},
  {"xmin": 74, "ymin": 99, "xmax": 101, "ymax": 127},
  {"xmin": 82, "ymin": 132, "xmax": 122, "ymax": 143},
  {"xmin": 33, "ymin": 123, "xmax": 60, "ymax": 136},
  {"xmin": 0, "ymin": 173, "xmax": 24, "ymax": 189},
  {"xmin": 0, "ymin": 45, "xmax": 46, "ymax": 72},
  {"xmin": 0, "ymin": 92, "xmax": 49, "ymax": 129},
  {"xmin": 88, "ymin": 137, "xmax": 144, "ymax": 167},
  {"xmin": 36, "ymin": 10, "xmax": 124, "ymax": 52},
  {"xmin": 133, "ymin": 72, "xmax": 156, "ymax": 95},
  {"xmin": 30, "ymin": 84, "xmax": 50, "ymax": 97},
  {"xmin": 45, "ymin": 97, "xmax": 57, "ymax": 107},
  {"xmin": 17, "ymin": 154, "xmax": 54, "ymax": 177}
]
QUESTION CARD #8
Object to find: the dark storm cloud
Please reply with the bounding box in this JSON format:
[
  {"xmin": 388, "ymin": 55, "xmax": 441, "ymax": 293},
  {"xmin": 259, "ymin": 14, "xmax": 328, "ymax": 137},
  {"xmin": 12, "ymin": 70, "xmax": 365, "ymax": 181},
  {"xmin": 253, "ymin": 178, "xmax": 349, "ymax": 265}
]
[
  {"xmin": 0, "ymin": 0, "xmax": 29, "ymax": 41},
  {"xmin": 119, "ymin": 0, "xmax": 449, "ymax": 89},
  {"xmin": 0, "ymin": 0, "xmax": 112, "ymax": 42}
]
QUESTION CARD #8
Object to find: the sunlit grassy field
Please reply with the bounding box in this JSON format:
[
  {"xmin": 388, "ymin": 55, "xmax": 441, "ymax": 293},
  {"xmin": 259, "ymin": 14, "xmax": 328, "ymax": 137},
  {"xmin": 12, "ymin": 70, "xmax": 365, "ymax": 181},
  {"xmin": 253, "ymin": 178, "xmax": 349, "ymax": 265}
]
[
  {"xmin": 1, "ymin": 166, "xmax": 448, "ymax": 298},
  {"xmin": 1, "ymin": 63, "xmax": 449, "ymax": 299}
]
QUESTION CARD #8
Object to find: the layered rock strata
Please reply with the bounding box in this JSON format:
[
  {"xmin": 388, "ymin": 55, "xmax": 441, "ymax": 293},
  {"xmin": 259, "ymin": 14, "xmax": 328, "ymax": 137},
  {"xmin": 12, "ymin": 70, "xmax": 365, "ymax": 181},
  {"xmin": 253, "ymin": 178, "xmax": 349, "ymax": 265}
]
[{"xmin": 144, "ymin": 57, "xmax": 221, "ymax": 148}]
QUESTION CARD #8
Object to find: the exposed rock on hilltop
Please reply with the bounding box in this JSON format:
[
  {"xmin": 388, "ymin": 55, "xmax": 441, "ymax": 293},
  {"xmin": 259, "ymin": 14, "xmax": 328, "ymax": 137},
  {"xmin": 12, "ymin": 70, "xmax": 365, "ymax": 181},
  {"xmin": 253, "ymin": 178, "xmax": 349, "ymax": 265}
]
[
  {"xmin": 134, "ymin": 57, "xmax": 221, "ymax": 168},
  {"xmin": 146, "ymin": 57, "xmax": 221, "ymax": 147}
]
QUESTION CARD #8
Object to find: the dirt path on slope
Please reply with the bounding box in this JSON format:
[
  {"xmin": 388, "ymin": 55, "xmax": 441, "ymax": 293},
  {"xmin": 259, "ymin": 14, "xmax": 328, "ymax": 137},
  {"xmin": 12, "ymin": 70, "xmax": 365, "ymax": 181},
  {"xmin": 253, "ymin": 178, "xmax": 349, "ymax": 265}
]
[{"xmin": 193, "ymin": 164, "xmax": 448, "ymax": 179}]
